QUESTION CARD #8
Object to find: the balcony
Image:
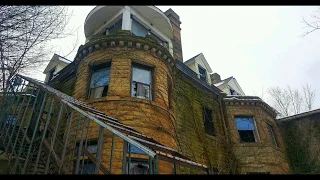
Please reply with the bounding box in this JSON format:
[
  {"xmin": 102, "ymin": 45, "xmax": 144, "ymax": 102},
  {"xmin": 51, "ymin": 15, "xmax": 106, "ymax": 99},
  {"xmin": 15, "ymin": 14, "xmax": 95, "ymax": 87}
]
[{"xmin": 83, "ymin": 6, "xmax": 173, "ymax": 55}]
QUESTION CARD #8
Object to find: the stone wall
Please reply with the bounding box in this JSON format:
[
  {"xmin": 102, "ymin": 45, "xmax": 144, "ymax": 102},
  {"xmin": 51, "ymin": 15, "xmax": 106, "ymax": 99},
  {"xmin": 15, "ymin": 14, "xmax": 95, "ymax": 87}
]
[
  {"xmin": 72, "ymin": 42, "xmax": 175, "ymax": 174},
  {"xmin": 224, "ymin": 101, "xmax": 290, "ymax": 174},
  {"xmin": 174, "ymin": 71, "xmax": 229, "ymax": 174},
  {"xmin": 277, "ymin": 112, "xmax": 320, "ymax": 173}
]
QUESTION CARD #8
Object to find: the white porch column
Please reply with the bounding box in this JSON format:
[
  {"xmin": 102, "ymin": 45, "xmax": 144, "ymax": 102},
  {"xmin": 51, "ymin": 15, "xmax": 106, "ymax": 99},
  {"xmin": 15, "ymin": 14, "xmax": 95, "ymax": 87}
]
[{"xmin": 122, "ymin": 6, "xmax": 131, "ymax": 30}]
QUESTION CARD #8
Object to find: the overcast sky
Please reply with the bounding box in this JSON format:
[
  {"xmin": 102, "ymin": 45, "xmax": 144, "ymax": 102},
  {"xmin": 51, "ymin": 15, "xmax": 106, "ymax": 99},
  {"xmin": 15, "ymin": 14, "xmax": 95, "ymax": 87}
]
[{"xmin": 37, "ymin": 6, "xmax": 320, "ymax": 109}]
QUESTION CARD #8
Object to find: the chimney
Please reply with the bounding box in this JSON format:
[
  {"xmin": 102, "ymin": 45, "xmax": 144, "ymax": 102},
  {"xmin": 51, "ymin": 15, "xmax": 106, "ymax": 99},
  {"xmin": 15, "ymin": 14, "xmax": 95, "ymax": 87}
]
[
  {"xmin": 210, "ymin": 73, "xmax": 221, "ymax": 85},
  {"xmin": 165, "ymin": 8, "xmax": 183, "ymax": 62}
]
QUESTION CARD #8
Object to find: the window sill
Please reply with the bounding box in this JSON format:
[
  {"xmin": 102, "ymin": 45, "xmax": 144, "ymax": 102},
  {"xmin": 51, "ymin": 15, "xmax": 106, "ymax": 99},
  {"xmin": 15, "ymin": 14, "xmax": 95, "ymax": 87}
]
[
  {"xmin": 234, "ymin": 143, "xmax": 284, "ymax": 152},
  {"xmin": 84, "ymin": 96, "xmax": 155, "ymax": 105}
]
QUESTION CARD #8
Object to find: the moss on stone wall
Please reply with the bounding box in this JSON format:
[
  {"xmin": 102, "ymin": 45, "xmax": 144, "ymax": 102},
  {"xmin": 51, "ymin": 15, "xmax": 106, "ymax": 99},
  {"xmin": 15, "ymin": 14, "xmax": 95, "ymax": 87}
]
[
  {"xmin": 226, "ymin": 104, "xmax": 290, "ymax": 174},
  {"xmin": 278, "ymin": 114, "xmax": 320, "ymax": 174},
  {"xmin": 174, "ymin": 70, "xmax": 228, "ymax": 174}
]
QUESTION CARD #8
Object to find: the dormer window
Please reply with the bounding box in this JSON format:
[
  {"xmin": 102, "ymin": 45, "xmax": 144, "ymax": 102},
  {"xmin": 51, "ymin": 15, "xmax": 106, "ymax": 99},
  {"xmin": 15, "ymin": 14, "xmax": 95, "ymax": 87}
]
[
  {"xmin": 230, "ymin": 88, "xmax": 236, "ymax": 95},
  {"xmin": 48, "ymin": 67, "xmax": 56, "ymax": 81},
  {"xmin": 198, "ymin": 65, "xmax": 207, "ymax": 81}
]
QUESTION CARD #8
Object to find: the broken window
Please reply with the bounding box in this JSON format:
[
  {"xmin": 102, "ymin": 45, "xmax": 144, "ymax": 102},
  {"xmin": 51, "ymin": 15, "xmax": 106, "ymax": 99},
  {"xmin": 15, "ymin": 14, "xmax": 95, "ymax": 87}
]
[
  {"xmin": 267, "ymin": 123, "xmax": 279, "ymax": 148},
  {"xmin": 235, "ymin": 116, "xmax": 259, "ymax": 143},
  {"xmin": 230, "ymin": 88, "xmax": 235, "ymax": 95},
  {"xmin": 6, "ymin": 115, "xmax": 16, "ymax": 125},
  {"xmin": 131, "ymin": 63, "xmax": 152, "ymax": 100},
  {"xmin": 127, "ymin": 158, "xmax": 150, "ymax": 174},
  {"xmin": 203, "ymin": 107, "xmax": 215, "ymax": 136},
  {"xmin": 89, "ymin": 64, "xmax": 110, "ymax": 99},
  {"xmin": 198, "ymin": 65, "xmax": 207, "ymax": 81}
]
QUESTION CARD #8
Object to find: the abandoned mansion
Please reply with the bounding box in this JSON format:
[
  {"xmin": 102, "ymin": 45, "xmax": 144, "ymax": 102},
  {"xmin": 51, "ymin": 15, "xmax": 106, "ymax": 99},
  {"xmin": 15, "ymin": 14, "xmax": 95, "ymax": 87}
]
[{"xmin": 1, "ymin": 6, "xmax": 318, "ymax": 174}]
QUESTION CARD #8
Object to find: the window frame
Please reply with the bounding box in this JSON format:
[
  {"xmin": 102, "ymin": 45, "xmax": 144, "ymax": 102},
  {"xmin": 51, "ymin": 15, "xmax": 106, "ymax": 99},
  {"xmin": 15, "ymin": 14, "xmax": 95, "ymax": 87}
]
[
  {"xmin": 203, "ymin": 107, "xmax": 215, "ymax": 136},
  {"xmin": 126, "ymin": 158, "xmax": 150, "ymax": 174},
  {"xmin": 130, "ymin": 15, "xmax": 167, "ymax": 47},
  {"xmin": 234, "ymin": 115, "xmax": 260, "ymax": 143},
  {"xmin": 131, "ymin": 62, "xmax": 153, "ymax": 101},
  {"xmin": 198, "ymin": 65, "xmax": 207, "ymax": 82},
  {"xmin": 87, "ymin": 62, "xmax": 111, "ymax": 99},
  {"xmin": 267, "ymin": 123, "xmax": 279, "ymax": 148},
  {"xmin": 131, "ymin": 16, "xmax": 149, "ymax": 37},
  {"xmin": 48, "ymin": 66, "xmax": 56, "ymax": 81}
]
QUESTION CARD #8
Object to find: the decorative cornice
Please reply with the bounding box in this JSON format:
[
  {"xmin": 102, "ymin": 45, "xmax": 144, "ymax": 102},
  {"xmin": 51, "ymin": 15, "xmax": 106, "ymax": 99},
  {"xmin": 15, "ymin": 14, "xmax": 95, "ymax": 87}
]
[
  {"xmin": 223, "ymin": 96, "xmax": 278, "ymax": 118},
  {"xmin": 73, "ymin": 30, "xmax": 175, "ymax": 73}
]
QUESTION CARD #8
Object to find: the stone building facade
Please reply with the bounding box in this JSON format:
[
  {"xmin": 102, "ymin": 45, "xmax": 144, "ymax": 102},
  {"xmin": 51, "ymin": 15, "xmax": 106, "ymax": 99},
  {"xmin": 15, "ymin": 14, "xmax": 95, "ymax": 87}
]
[
  {"xmin": 45, "ymin": 6, "xmax": 290, "ymax": 174},
  {"xmin": 277, "ymin": 109, "xmax": 320, "ymax": 174}
]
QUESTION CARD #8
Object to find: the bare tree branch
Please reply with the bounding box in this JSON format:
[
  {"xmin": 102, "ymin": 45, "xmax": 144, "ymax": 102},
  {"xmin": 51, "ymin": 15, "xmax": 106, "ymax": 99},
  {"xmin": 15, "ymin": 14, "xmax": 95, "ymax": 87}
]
[
  {"xmin": 301, "ymin": 7, "xmax": 320, "ymax": 37},
  {"xmin": 0, "ymin": 6, "xmax": 74, "ymax": 92},
  {"xmin": 268, "ymin": 84, "xmax": 316, "ymax": 118},
  {"xmin": 302, "ymin": 83, "xmax": 316, "ymax": 111}
]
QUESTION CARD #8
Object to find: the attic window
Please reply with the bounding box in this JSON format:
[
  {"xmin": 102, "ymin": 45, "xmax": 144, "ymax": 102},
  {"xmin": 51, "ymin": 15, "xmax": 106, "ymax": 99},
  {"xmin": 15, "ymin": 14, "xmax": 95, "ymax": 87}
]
[
  {"xmin": 198, "ymin": 65, "xmax": 206, "ymax": 81},
  {"xmin": 48, "ymin": 67, "xmax": 56, "ymax": 81},
  {"xmin": 230, "ymin": 88, "xmax": 236, "ymax": 95}
]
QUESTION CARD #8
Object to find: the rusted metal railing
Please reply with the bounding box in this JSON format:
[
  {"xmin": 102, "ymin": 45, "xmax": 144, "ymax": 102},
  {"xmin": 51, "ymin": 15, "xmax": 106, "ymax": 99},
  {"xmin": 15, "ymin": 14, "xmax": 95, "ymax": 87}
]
[{"xmin": 0, "ymin": 74, "xmax": 209, "ymax": 174}]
